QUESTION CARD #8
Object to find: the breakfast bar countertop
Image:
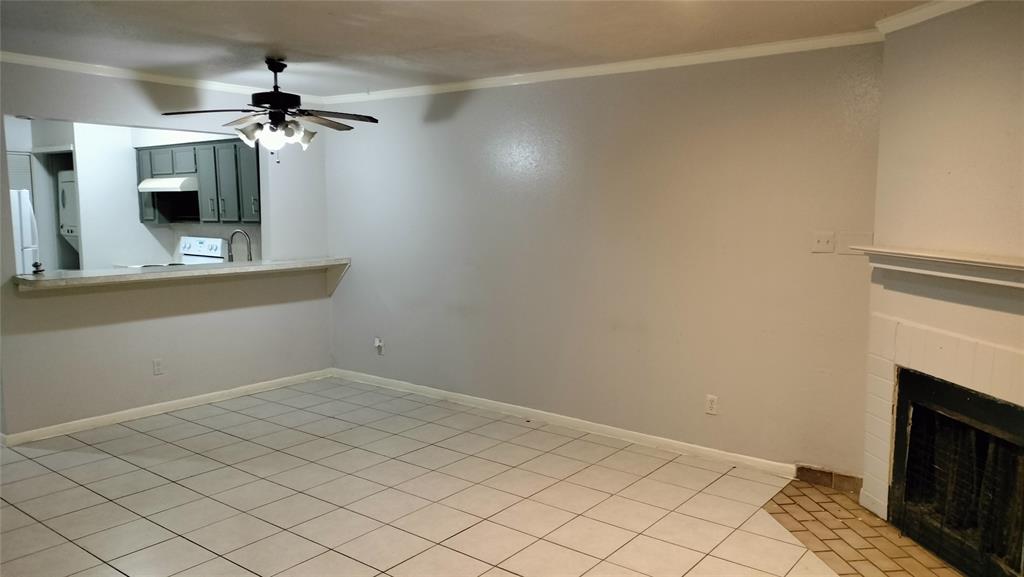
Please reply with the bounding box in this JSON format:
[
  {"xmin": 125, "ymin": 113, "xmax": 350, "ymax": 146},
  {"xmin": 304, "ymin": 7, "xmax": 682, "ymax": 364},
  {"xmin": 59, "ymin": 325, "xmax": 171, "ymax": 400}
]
[{"xmin": 12, "ymin": 257, "xmax": 351, "ymax": 294}]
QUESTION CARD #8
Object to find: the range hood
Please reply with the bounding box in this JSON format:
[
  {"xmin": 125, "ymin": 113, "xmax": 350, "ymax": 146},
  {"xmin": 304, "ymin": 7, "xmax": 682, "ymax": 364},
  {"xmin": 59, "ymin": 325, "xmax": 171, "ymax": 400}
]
[{"xmin": 138, "ymin": 176, "xmax": 198, "ymax": 193}]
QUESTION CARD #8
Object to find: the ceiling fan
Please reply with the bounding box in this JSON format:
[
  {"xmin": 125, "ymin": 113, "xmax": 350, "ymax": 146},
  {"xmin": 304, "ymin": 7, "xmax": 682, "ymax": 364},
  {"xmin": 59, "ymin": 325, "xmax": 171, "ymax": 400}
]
[{"xmin": 162, "ymin": 57, "xmax": 378, "ymax": 151}]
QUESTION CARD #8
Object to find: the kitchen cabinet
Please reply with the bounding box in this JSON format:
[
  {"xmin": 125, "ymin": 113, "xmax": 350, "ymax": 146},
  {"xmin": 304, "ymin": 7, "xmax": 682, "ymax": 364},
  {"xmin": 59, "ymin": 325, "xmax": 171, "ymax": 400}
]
[
  {"xmin": 195, "ymin": 145, "xmax": 220, "ymax": 222},
  {"xmin": 237, "ymin": 144, "xmax": 260, "ymax": 222},
  {"xmin": 214, "ymin": 143, "xmax": 240, "ymax": 222},
  {"xmin": 137, "ymin": 140, "xmax": 260, "ymax": 224},
  {"xmin": 150, "ymin": 148, "xmax": 173, "ymax": 175},
  {"xmin": 137, "ymin": 150, "xmax": 156, "ymax": 222}
]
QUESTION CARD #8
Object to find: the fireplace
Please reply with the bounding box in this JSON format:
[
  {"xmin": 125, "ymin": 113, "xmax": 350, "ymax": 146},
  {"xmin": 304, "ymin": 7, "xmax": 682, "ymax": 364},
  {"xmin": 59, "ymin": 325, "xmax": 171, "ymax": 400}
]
[{"xmin": 890, "ymin": 368, "xmax": 1024, "ymax": 577}]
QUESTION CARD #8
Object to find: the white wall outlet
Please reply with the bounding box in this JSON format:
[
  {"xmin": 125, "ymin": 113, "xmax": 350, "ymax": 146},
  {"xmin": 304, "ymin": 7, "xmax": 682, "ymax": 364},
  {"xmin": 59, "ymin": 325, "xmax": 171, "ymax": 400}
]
[
  {"xmin": 373, "ymin": 337, "xmax": 384, "ymax": 355},
  {"xmin": 152, "ymin": 358, "xmax": 165, "ymax": 376},
  {"xmin": 704, "ymin": 394, "xmax": 719, "ymax": 415},
  {"xmin": 837, "ymin": 231, "xmax": 874, "ymax": 255},
  {"xmin": 810, "ymin": 230, "xmax": 836, "ymax": 253}
]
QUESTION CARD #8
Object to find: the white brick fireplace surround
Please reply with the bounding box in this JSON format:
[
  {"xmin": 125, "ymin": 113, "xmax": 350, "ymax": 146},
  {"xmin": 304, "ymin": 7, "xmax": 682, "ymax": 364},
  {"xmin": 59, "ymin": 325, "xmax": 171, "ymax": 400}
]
[{"xmin": 860, "ymin": 306, "xmax": 1024, "ymax": 518}]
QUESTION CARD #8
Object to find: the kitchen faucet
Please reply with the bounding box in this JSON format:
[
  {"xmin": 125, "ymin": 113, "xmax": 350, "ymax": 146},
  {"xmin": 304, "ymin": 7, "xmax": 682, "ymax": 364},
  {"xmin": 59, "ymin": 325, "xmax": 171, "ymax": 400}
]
[{"xmin": 228, "ymin": 229, "xmax": 253, "ymax": 262}]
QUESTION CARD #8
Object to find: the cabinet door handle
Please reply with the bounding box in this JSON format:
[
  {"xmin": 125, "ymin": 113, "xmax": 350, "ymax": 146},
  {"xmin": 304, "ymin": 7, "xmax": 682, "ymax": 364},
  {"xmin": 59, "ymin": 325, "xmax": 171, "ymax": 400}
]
[
  {"xmin": 219, "ymin": 198, "xmax": 226, "ymax": 213},
  {"xmin": 251, "ymin": 198, "xmax": 259, "ymax": 214},
  {"xmin": 61, "ymin": 188, "xmax": 66, "ymax": 208},
  {"xmin": 209, "ymin": 198, "xmax": 216, "ymax": 213}
]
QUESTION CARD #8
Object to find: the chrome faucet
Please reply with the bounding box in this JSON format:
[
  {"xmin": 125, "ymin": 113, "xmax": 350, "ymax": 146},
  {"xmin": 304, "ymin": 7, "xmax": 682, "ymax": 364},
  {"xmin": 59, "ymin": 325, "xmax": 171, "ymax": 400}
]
[{"xmin": 228, "ymin": 229, "xmax": 253, "ymax": 262}]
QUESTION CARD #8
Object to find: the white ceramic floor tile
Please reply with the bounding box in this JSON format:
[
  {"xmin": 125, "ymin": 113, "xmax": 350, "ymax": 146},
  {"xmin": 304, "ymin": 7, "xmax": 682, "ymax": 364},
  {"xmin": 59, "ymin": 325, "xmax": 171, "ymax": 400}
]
[
  {"xmin": 74, "ymin": 518, "xmax": 174, "ymax": 561},
  {"xmin": 703, "ymin": 476, "xmax": 781, "ymax": 507},
  {"xmin": 553, "ymin": 440, "xmax": 619, "ymax": 463},
  {"xmin": 583, "ymin": 561, "xmax": 648, "ymax": 577},
  {"xmin": 710, "ymin": 530, "xmax": 805, "ymax": 576},
  {"xmin": 566, "ymin": 465, "xmax": 640, "ymax": 493},
  {"xmin": 739, "ymin": 509, "xmax": 803, "ymax": 545},
  {"xmin": 355, "ymin": 459, "xmax": 430, "ymax": 486},
  {"xmin": 212, "ymin": 479, "xmax": 295, "ymax": 511},
  {"xmin": 477, "ymin": 443, "xmax": 543, "ymax": 467},
  {"xmin": 362, "ymin": 435, "xmax": 428, "ymax": 458},
  {"xmin": 148, "ymin": 498, "xmax": 238, "ymax": 534},
  {"xmin": 531, "ymin": 481, "xmax": 610, "ymax": 514},
  {"xmin": 2, "ymin": 522, "xmax": 67, "ymax": 561},
  {"xmin": 442, "ymin": 485, "xmax": 522, "ymax": 518},
  {"xmin": 643, "ymin": 512, "xmax": 733, "ymax": 553},
  {"xmin": 317, "ymin": 447, "xmax": 389, "ymax": 473},
  {"xmin": 87, "ymin": 470, "xmax": 167, "ymax": 500},
  {"xmin": 203, "ymin": 441, "xmax": 275, "ymax": 465},
  {"xmin": 584, "ymin": 495, "xmax": 669, "ymax": 532},
  {"xmin": 60, "ymin": 458, "xmax": 139, "ymax": 486},
  {"xmin": 280, "ymin": 438, "xmax": 349, "ymax": 461},
  {"xmin": 437, "ymin": 432, "xmax": 502, "ymax": 455},
  {"xmin": 146, "ymin": 455, "xmax": 222, "ymax": 481},
  {"xmin": 649, "ymin": 462, "xmax": 723, "ymax": 491},
  {"xmin": 399, "ymin": 445, "xmax": 467, "ymax": 469},
  {"xmin": 786, "ymin": 550, "xmax": 839, "ymax": 577},
  {"xmin": 115, "ymin": 484, "xmax": 202, "ymax": 516},
  {"xmin": 266, "ymin": 462, "xmax": 344, "ymax": 491},
  {"xmin": 519, "ymin": 453, "xmax": 590, "ymax": 479},
  {"xmin": 728, "ymin": 467, "xmax": 792, "ymax": 488},
  {"xmin": 19, "ymin": 487, "xmax": 107, "ymax": 520},
  {"xmin": 249, "ymin": 493, "xmax": 337, "ymax": 528},
  {"xmin": 184, "ymin": 514, "xmax": 281, "ymax": 555},
  {"xmin": 249, "ymin": 429, "xmax": 316, "ymax": 451},
  {"xmin": 390, "ymin": 545, "xmax": 491, "ymax": 577},
  {"xmin": 490, "ymin": 499, "xmax": 574, "ymax": 537},
  {"xmin": 675, "ymin": 492, "xmax": 759, "ymax": 527},
  {"xmin": 225, "ymin": 531, "xmax": 326, "ymax": 577},
  {"xmin": 305, "ymin": 474, "xmax": 385, "ymax": 506},
  {"xmin": 688, "ymin": 556, "xmax": 775, "ymax": 576},
  {"xmin": 276, "ymin": 551, "xmax": 377, "ymax": 577},
  {"xmin": 173, "ymin": 557, "xmax": 258, "ymax": 577},
  {"xmin": 174, "ymin": 432, "xmax": 240, "ymax": 454},
  {"xmin": 1, "ymin": 541, "xmax": 101, "ymax": 577},
  {"xmin": 178, "ymin": 467, "xmax": 259, "ymax": 496},
  {"xmin": 393, "ymin": 503, "xmax": 481, "ymax": 542},
  {"xmin": 328, "ymin": 426, "xmax": 392, "ymax": 447},
  {"xmin": 397, "ymin": 471, "xmax": 473, "ymax": 501},
  {"xmin": 337, "ymin": 525, "xmax": 432, "ymax": 572},
  {"xmin": 510, "ymin": 430, "xmax": 574, "ymax": 452},
  {"xmin": 0, "ymin": 460, "xmax": 50, "ymax": 483},
  {"xmin": 233, "ymin": 451, "xmax": 306, "ymax": 478},
  {"xmin": 501, "ymin": 540, "xmax": 599, "ymax": 577},
  {"xmin": 618, "ymin": 477, "xmax": 696, "ymax": 510},
  {"xmin": 1, "ymin": 504, "xmax": 37, "ymax": 533},
  {"xmin": 44, "ymin": 502, "xmax": 139, "ymax": 540},
  {"xmin": 290, "ymin": 508, "xmax": 381, "ymax": 548},
  {"xmin": 110, "ymin": 537, "xmax": 215, "ymax": 577},
  {"xmin": 35, "ymin": 447, "xmax": 110, "ymax": 471},
  {"xmin": 400, "ymin": 423, "xmax": 463, "ymax": 444},
  {"xmin": 2, "ymin": 472, "xmax": 79, "ymax": 503},
  {"xmin": 482, "ymin": 468, "xmax": 557, "ymax": 497},
  {"xmin": 598, "ymin": 450, "xmax": 668, "ymax": 476},
  {"xmin": 439, "ymin": 456, "xmax": 510, "ymax": 483},
  {"xmin": 444, "ymin": 520, "xmax": 536, "ymax": 565},
  {"xmin": 473, "ymin": 421, "xmax": 533, "ymax": 441},
  {"xmin": 607, "ymin": 535, "xmax": 703, "ymax": 577},
  {"xmin": 346, "ymin": 487, "xmax": 430, "ymax": 523},
  {"xmin": 547, "ymin": 516, "xmax": 637, "ymax": 558},
  {"xmin": 673, "ymin": 453, "xmax": 735, "ymax": 474}
]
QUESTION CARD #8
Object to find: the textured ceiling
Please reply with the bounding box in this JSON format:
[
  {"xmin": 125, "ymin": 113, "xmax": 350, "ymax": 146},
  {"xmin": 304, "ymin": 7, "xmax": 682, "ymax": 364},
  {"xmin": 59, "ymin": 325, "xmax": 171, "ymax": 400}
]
[{"xmin": 0, "ymin": 1, "xmax": 921, "ymax": 96}]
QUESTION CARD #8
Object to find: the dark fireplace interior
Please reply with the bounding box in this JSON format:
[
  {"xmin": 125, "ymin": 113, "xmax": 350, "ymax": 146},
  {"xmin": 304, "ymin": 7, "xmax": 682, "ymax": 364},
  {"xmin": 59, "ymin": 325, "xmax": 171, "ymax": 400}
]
[{"xmin": 891, "ymin": 368, "xmax": 1024, "ymax": 577}]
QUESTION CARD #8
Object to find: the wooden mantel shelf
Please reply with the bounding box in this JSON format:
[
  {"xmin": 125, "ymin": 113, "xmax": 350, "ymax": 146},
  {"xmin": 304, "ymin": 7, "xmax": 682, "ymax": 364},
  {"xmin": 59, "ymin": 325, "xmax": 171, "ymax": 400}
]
[
  {"xmin": 13, "ymin": 257, "xmax": 351, "ymax": 294},
  {"xmin": 852, "ymin": 245, "xmax": 1024, "ymax": 289}
]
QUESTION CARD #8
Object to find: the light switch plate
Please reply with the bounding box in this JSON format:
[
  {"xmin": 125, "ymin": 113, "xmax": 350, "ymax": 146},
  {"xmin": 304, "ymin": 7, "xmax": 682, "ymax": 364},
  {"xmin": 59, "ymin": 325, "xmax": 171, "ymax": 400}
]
[
  {"xmin": 837, "ymin": 232, "xmax": 874, "ymax": 255},
  {"xmin": 810, "ymin": 230, "xmax": 835, "ymax": 253}
]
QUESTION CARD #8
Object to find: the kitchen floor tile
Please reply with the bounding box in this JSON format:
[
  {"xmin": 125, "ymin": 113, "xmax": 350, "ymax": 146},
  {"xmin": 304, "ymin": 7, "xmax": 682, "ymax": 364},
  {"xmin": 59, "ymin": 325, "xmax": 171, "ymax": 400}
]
[
  {"xmin": 147, "ymin": 497, "xmax": 237, "ymax": 534},
  {"xmin": 173, "ymin": 558, "xmax": 258, "ymax": 577},
  {"xmin": 675, "ymin": 492, "xmax": 759, "ymax": 527},
  {"xmin": 598, "ymin": 450, "xmax": 668, "ymax": 476},
  {"xmin": 86, "ymin": 470, "xmax": 167, "ymax": 500},
  {"xmin": 249, "ymin": 493, "xmax": 336, "ymax": 528},
  {"xmin": 317, "ymin": 447, "xmax": 389, "ymax": 473},
  {"xmin": 711, "ymin": 530, "xmax": 805, "ymax": 576},
  {"xmin": 392, "ymin": 503, "xmax": 481, "ymax": 541},
  {"xmin": 440, "ymin": 456, "xmax": 510, "ymax": 482},
  {"xmin": 304, "ymin": 474, "xmax": 385, "ymax": 506},
  {"xmin": 115, "ymin": 483, "xmax": 202, "ymax": 516},
  {"xmin": 280, "ymin": 438, "xmax": 349, "ymax": 461},
  {"xmin": 547, "ymin": 516, "xmax": 637, "ymax": 558},
  {"xmin": 648, "ymin": 462, "xmax": 722, "ymax": 491},
  {"xmin": 110, "ymin": 537, "xmax": 215, "ymax": 577},
  {"xmin": 607, "ymin": 535, "xmax": 703, "ymax": 577},
  {"xmin": 337, "ymin": 525, "xmax": 432, "ymax": 572},
  {"xmin": 225, "ymin": 531, "xmax": 326, "ymax": 577},
  {"xmin": 74, "ymin": 518, "xmax": 174, "ymax": 561},
  {"xmin": 566, "ymin": 465, "xmax": 640, "ymax": 493},
  {"xmin": 703, "ymin": 476, "xmax": 782, "ymax": 507},
  {"xmin": 390, "ymin": 545, "xmax": 491, "ymax": 577},
  {"xmin": 212, "ymin": 479, "xmax": 295, "ymax": 510},
  {"xmin": 518, "ymin": 453, "xmax": 589, "ymax": 479},
  {"xmin": 618, "ymin": 477, "xmax": 695, "ymax": 510},
  {"xmin": 44, "ymin": 502, "xmax": 138, "ymax": 540},
  {"xmin": 1, "ymin": 542, "xmax": 101, "ymax": 577},
  {"xmin": 584, "ymin": 495, "xmax": 668, "ymax": 532},
  {"xmin": 355, "ymin": 459, "xmax": 430, "ymax": 486},
  {"xmin": 643, "ymin": 512, "xmax": 733, "ymax": 553},
  {"xmin": 500, "ymin": 540, "xmax": 599, "ymax": 577},
  {"xmin": 490, "ymin": 499, "xmax": 574, "ymax": 537},
  {"xmin": 233, "ymin": 451, "xmax": 306, "ymax": 478},
  {"xmin": 397, "ymin": 470, "xmax": 473, "ymax": 501},
  {"xmin": 482, "ymin": 467, "xmax": 557, "ymax": 497},
  {"xmin": 346, "ymin": 487, "xmax": 430, "ymax": 523},
  {"xmin": 19, "ymin": 487, "xmax": 107, "ymax": 520},
  {"xmin": 178, "ymin": 467, "xmax": 258, "ymax": 495},
  {"xmin": 184, "ymin": 514, "xmax": 280, "ymax": 555},
  {"xmin": 531, "ymin": 481, "xmax": 609, "ymax": 514},
  {"xmin": 444, "ymin": 520, "xmax": 536, "ymax": 565},
  {"xmin": 290, "ymin": 507, "xmax": 381, "ymax": 548},
  {"xmin": 265, "ymin": 462, "xmax": 344, "ymax": 491},
  {"xmin": 2, "ymin": 472, "xmax": 79, "ymax": 503},
  {"xmin": 2, "ymin": 522, "xmax": 67, "ymax": 561},
  {"xmin": 276, "ymin": 551, "xmax": 377, "ymax": 577},
  {"xmin": 442, "ymin": 484, "xmax": 522, "ymax": 517},
  {"xmin": 399, "ymin": 445, "xmax": 466, "ymax": 469},
  {"xmin": 553, "ymin": 440, "xmax": 619, "ymax": 463}
]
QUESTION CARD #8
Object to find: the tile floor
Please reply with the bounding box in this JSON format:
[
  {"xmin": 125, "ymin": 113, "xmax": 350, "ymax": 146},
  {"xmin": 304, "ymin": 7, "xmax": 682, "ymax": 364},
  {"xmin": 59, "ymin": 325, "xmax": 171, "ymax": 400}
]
[
  {"xmin": 3, "ymin": 376, "xmax": 833, "ymax": 577},
  {"xmin": 767, "ymin": 481, "xmax": 963, "ymax": 577}
]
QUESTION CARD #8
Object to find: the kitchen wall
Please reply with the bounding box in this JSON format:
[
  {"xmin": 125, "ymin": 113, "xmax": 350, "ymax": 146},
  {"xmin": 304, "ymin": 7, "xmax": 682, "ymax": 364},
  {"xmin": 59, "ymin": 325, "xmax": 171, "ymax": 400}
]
[
  {"xmin": 325, "ymin": 44, "xmax": 883, "ymax": 474},
  {"xmin": 0, "ymin": 62, "xmax": 332, "ymax": 434},
  {"xmin": 860, "ymin": 1, "xmax": 1024, "ymax": 517},
  {"xmin": 73, "ymin": 122, "xmax": 175, "ymax": 268}
]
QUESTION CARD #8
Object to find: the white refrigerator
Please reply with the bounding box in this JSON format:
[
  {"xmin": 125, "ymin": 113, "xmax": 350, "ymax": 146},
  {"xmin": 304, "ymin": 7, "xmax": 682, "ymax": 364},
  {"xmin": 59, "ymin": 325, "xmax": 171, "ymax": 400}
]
[{"xmin": 10, "ymin": 189, "xmax": 40, "ymax": 274}]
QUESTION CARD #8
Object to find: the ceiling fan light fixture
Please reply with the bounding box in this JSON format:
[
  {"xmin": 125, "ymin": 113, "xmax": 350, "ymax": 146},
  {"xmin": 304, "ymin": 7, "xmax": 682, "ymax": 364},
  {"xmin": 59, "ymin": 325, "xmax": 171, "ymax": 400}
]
[
  {"xmin": 258, "ymin": 124, "xmax": 288, "ymax": 151},
  {"xmin": 237, "ymin": 122, "xmax": 262, "ymax": 147},
  {"xmin": 299, "ymin": 129, "xmax": 317, "ymax": 151}
]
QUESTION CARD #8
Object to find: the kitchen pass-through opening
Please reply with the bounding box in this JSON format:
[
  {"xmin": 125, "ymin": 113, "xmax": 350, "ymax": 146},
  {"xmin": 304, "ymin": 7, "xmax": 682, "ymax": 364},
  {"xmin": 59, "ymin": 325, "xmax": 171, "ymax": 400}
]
[{"xmin": 890, "ymin": 368, "xmax": 1024, "ymax": 577}]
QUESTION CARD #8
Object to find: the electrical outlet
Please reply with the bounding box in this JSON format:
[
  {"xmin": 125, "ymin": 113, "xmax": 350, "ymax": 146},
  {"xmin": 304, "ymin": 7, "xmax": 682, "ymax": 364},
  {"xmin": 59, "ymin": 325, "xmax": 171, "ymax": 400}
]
[
  {"xmin": 152, "ymin": 358, "xmax": 165, "ymax": 376},
  {"xmin": 373, "ymin": 337, "xmax": 384, "ymax": 355},
  {"xmin": 704, "ymin": 394, "xmax": 719, "ymax": 415},
  {"xmin": 810, "ymin": 230, "xmax": 836, "ymax": 253}
]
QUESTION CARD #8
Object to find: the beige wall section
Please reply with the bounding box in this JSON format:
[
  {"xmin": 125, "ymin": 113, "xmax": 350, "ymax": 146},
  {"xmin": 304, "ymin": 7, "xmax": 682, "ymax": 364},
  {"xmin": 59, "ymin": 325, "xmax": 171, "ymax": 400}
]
[
  {"xmin": 0, "ymin": 63, "xmax": 332, "ymax": 434},
  {"xmin": 873, "ymin": 1, "xmax": 1023, "ymax": 257},
  {"xmin": 326, "ymin": 45, "xmax": 883, "ymax": 474},
  {"xmin": 861, "ymin": 1, "xmax": 1024, "ymax": 517}
]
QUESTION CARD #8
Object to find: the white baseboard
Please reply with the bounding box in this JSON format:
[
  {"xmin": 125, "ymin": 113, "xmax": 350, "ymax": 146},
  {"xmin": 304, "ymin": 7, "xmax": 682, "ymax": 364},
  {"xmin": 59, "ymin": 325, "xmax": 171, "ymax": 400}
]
[
  {"xmin": 331, "ymin": 368, "xmax": 797, "ymax": 479},
  {"xmin": 2, "ymin": 369, "xmax": 335, "ymax": 446}
]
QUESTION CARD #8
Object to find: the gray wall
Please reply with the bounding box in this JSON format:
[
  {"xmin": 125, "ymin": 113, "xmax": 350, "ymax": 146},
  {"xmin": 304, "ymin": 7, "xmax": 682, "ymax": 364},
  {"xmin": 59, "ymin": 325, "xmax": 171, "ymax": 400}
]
[
  {"xmin": 1, "ymin": 63, "xmax": 333, "ymax": 434},
  {"xmin": 325, "ymin": 45, "xmax": 882, "ymax": 474}
]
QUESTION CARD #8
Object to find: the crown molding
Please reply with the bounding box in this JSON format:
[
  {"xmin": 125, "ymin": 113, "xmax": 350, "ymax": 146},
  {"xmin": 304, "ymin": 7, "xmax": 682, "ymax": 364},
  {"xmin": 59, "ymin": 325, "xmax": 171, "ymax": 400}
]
[
  {"xmin": 320, "ymin": 30, "xmax": 883, "ymax": 104},
  {"xmin": 875, "ymin": 0, "xmax": 982, "ymax": 35},
  {"xmin": 3, "ymin": 29, "xmax": 882, "ymax": 107}
]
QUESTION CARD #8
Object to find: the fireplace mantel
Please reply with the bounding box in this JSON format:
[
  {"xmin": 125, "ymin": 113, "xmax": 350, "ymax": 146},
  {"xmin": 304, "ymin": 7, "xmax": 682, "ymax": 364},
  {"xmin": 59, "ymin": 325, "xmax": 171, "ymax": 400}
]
[{"xmin": 853, "ymin": 245, "xmax": 1024, "ymax": 289}]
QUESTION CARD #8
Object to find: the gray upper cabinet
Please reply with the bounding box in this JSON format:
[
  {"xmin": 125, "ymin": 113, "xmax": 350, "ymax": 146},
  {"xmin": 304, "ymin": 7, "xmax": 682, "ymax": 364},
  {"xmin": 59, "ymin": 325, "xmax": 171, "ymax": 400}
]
[
  {"xmin": 137, "ymin": 139, "xmax": 259, "ymax": 224},
  {"xmin": 237, "ymin": 144, "xmax": 260, "ymax": 222},
  {"xmin": 172, "ymin": 147, "xmax": 196, "ymax": 174},
  {"xmin": 195, "ymin": 145, "xmax": 220, "ymax": 222},
  {"xmin": 150, "ymin": 148, "xmax": 173, "ymax": 175},
  {"xmin": 215, "ymin": 143, "xmax": 240, "ymax": 222},
  {"xmin": 137, "ymin": 150, "xmax": 156, "ymax": 222}
]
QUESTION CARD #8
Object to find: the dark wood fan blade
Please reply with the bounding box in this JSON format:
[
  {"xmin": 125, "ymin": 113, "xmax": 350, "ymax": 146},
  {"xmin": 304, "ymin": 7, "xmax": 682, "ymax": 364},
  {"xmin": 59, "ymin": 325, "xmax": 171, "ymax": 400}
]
[
  {"xmin": 162, "ymin": 109, "xmax": 259, "ymax": 116},
  {"xmin": 299, "ymin": 109, "xmax": 378, "ymax": 123},
  {"xmin": 223, "ymin": 114, "xmax": 266, "ymax": 127},
  {"xmin": 300, "ymin": 115, "xmax": 354, "ymax": 131}
]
